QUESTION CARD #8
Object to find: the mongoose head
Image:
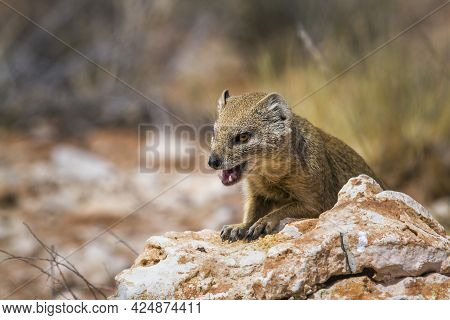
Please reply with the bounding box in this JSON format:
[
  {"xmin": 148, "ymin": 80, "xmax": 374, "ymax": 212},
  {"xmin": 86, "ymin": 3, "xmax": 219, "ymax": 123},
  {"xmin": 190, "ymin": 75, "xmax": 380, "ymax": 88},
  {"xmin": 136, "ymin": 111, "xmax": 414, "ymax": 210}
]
[{"xmin": 209, "ymin": 90, "xmax": 293, "ymax": 186}]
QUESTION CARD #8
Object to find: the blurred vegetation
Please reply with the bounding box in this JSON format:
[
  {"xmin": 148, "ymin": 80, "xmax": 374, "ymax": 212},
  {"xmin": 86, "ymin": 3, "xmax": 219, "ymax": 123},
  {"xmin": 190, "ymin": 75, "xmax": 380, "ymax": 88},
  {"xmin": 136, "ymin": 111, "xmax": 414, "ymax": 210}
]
[{"xmin": 0, "ymin": 0, "xmax": 449, "ymax": 201}]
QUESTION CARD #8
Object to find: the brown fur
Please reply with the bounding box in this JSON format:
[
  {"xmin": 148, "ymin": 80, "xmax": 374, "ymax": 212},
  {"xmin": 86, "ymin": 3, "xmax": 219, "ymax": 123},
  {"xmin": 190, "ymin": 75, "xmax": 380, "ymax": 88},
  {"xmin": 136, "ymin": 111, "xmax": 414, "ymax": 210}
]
[{"xmin": 210, "ymin": 91, "xmax": 385, "ymax": 242}]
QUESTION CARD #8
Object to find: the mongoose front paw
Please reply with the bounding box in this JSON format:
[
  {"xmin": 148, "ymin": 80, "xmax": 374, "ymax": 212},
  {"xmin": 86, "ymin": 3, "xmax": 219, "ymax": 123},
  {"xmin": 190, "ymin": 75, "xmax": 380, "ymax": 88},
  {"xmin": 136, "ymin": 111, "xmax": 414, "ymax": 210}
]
[
  {"xmin": 246, "ymin": 217, "xmax": 279, "ymax": 241},
  {"xmin": 220, "ymin": 223, "xmax": 249, "ymax": 242}
]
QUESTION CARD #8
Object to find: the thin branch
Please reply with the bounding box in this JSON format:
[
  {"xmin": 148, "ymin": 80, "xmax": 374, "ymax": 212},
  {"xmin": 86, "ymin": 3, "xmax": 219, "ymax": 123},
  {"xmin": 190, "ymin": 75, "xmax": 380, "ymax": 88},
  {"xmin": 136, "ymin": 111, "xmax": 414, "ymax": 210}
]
[
  {"xmin": 54, "ymin": 263, "xmax": 78, "ymax": 300},
  {"xmin": 108, "ymin": 230, "xmax": 139, "ymax": 256},
  {"xmin": 50, "ymin": 245, "xmax": 56, "ymax": 299},
  {"xmin": 2, "ymin": 224, "xmax": 107, "ymax": 299},
  {"xmin": 22, "ymin": 223, "xmax": 106, "ymax": 299}
]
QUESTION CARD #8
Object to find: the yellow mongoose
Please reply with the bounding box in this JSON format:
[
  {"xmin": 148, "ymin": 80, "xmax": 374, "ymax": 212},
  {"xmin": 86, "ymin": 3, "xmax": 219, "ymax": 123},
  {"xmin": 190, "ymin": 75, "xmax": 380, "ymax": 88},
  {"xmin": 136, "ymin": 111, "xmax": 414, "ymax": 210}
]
[{"xmin": 209, "ymin": 90, "xmax": 385, "ymax": 242}]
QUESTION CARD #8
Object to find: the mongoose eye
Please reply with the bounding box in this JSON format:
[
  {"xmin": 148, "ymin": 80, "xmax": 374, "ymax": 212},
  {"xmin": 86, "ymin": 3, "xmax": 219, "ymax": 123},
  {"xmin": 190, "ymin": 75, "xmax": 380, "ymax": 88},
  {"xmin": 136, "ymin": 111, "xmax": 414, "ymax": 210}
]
[{"xmin": 234, "ymin": 132, "xmax": 251, "ymax": 144}]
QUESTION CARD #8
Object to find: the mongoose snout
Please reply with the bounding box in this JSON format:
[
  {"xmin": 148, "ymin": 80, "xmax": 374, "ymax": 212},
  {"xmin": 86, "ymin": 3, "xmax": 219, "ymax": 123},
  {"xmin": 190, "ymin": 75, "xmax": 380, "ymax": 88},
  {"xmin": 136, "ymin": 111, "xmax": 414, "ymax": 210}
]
[
  {"xmin": 207, "ymin": 153, "xmax": 222, "ymax": 170},
  {"xmin": 208, "ymin": 153, "xmax": 246, "ymax": 186}
]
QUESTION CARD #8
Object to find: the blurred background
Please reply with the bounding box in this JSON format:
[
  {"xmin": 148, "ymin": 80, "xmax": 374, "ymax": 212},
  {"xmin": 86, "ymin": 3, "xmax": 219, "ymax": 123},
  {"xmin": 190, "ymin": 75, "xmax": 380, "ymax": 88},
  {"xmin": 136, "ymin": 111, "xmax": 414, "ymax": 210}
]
[{"xmin": 0, "ymin": 0, "xmax": 448, "ymax": 299}]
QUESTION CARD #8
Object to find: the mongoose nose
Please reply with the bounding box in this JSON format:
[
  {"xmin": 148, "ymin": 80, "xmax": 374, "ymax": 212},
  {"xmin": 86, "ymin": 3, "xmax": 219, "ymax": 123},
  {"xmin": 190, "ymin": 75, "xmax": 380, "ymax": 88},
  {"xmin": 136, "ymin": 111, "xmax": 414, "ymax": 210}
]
[{"xmin": 208, "ymin": 154, "xmax": 222, "ymax": 169}]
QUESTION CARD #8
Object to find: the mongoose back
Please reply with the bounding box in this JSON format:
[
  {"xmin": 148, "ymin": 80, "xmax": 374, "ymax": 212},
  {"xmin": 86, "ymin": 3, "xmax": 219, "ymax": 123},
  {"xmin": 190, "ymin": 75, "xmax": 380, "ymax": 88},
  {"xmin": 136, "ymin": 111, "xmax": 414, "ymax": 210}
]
[{"xmin": 208, "ymin": 90, "xmax": 385, "ymax": 242}]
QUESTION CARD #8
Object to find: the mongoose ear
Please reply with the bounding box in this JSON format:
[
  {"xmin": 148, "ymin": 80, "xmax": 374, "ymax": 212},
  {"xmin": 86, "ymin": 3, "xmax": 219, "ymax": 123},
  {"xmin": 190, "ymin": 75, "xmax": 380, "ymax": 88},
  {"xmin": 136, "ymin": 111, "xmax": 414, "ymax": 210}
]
[
  {"xmin": 217, "ymin": 89, "xmax": 230, "ymax": 112},
  {"xmin": 264, "ymin": 93, "xmax": 292, "ymax": 121}
]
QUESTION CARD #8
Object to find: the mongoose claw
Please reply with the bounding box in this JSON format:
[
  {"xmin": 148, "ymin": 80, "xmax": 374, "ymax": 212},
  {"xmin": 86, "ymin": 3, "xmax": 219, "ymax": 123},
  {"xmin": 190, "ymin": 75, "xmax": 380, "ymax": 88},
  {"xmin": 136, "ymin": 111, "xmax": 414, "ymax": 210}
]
[
  {"xmin": 246, "ymin": 218, "xmax": 277, "ymax": 241},
  {"xmin": 220, "ymin": 224, "xmax": 248, "ymax": 242}
]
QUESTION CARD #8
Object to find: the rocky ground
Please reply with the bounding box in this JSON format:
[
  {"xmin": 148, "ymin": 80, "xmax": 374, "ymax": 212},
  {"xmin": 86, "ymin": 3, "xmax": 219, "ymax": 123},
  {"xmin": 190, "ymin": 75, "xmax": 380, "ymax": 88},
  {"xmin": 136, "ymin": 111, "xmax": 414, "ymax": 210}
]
[{"xmin": 113, "ymin": 175, "xmax": 449, "ymax": 300}]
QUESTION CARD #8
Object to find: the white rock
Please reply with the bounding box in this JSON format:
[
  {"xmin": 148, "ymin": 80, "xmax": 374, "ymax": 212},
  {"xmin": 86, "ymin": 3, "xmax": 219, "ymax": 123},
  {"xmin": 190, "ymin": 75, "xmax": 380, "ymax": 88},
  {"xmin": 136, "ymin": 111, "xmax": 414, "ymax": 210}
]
[{"xmin": 112, "ymin": 175, "xmax": 450, "ymax": 300}]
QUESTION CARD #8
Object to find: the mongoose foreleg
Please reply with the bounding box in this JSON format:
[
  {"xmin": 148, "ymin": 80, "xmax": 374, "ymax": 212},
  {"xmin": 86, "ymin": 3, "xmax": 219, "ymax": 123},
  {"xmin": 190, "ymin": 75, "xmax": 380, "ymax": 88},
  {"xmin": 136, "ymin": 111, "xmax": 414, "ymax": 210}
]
[
  {"xmin": 220, "ymin": 195, "xmax": 272, "ymax": 242},
  {"xmin": 245, "ymin": 202, "xmax": 320, "ymax": 240}
]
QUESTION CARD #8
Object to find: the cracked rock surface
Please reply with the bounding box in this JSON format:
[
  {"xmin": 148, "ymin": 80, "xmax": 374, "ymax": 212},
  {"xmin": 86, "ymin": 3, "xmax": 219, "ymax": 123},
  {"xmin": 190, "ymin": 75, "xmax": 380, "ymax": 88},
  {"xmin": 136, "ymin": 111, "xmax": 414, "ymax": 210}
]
[{"xmin": 112, "ymin": 175, "xmax": 449, "ymax": 299}]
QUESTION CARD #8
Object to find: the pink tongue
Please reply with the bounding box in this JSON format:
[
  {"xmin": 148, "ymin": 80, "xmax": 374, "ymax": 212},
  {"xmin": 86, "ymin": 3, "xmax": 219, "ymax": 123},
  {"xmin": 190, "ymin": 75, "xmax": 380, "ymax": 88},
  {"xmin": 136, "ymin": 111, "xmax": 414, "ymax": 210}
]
[{"xmin": 219, "ymin": 167, "xmax": 239, "ymax": 185}]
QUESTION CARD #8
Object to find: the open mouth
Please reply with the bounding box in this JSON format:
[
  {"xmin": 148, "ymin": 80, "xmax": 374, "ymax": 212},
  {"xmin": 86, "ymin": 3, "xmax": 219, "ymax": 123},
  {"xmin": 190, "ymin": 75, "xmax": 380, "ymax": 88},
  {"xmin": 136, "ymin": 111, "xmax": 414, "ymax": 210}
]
[{"xmin": 219, "ymin": 162, "xmax": 247, "ymax": 186}]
